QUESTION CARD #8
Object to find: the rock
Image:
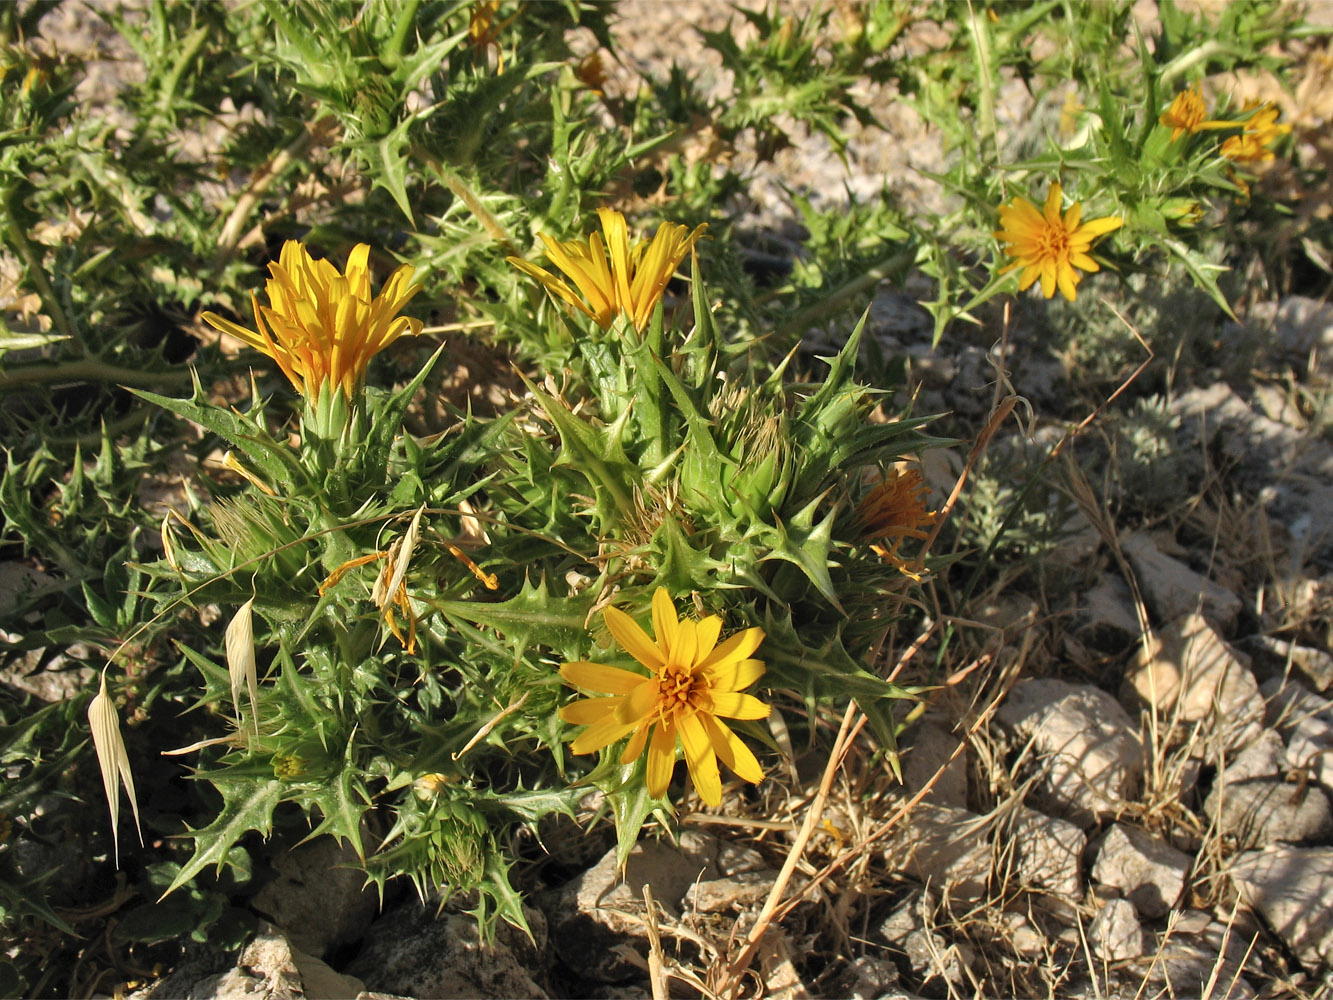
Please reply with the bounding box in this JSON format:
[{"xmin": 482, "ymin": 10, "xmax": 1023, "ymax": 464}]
[
  {"xmin": 972, "ymin": 593, "xmax": 1040, "ymax": 642},
  {"xmin": 1089, "ymin": 898, "xmax": 1145, "ymax": 961},
  {"xmin": 1230, "ymin": 845, "xmax": 1333, "ymax": 970},
  {"xmin": 1125, "ymin": 612, "xmax": 1263, "ymax": 752},
  {"xmin": 128, "ymin": 925, "xmax": 346, "ymax": 1000},
  {"xmin": 1173, "ymin": 385, "xmax": 1333, "ymax": 560},
  {"xmin": 345, "ymin": 902, "xmax": 548, "ymax": 998},
  {"xmin": 1075, "ymin": 575, "xmax": 1141, "ymax": 650},
  {"xmin": 899, "ymin": 719, "xmax": 969, "ymax": 809},
  {"xmin": 0, "ymin": 627, "xmax": 95, "ymax": 703},
  {"xmin": 250, "ymin": 837, "xmax": 382, "ymax": 959},
  {"xmin": 1137, "ymin": 933, "xmax": 1258, "ymax": 999},
  {"xmin": 716, "ymin": 838, "xmax": 768, "ymax": 876},
  {"xmin": 996, "ymin": 679, "xmax": 1143, "ymax": 827},
  {"xmin": 1253, "ymin": 294, "xmax": 1333, "ymax": 363},
  {"xmin": 1120, "ymin": 531, "xmax": 1242, "ymax": 631},
  {"xmin": 684, "ymin": 869, "xmax": 780, "ymax": 913},
  {"xmin": 1218, "ymin": 730, "xmax": 1287, "ymax": 784},
  {"xmin": 903, "ymin": 929, "xmax": 972, "ymax": 994},
  {"xmin": 1000, "ymin": 912, "xmax": 1046, "ymax": 956},
  {"xmin": 1090, "ymin": 824, "xmax": 1190, "ymax": 919},
  {"xmin": 882, "ymin": 802, "xmax": 991, "ymax": 904},
  {"xmin": 1002, "ymin": 807, "xmax": 1085, "ymax": 901},
  {"xmin": 1263, "ymin": 677, "xmax": 1333, "ymax": 792},
  {"xmin": 1246, "ymin": 635, "xmax": 1333, "ymax": 692},
  {"xmin": 823, "ymin": 955, "xmax": 903, "ymax": 1000},
  {"xmin": 1205, "ymin": 774, "xmax": 1332, "ymax": 849},
  {"xmin": 543, "ymin": 834, "xmax": 719, "ymax": 982}
]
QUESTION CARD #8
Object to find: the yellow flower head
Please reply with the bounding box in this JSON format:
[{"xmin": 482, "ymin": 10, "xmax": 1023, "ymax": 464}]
[
  {"xmin": 508, "ymin": 208, "xmax": 707, "ymax": 333},
  {"xmin": 1220, "ymin": 103, "xmax": 1291, "ymax": 163},
  {"xmin": 994, "ymin": 183, "xmax": 1123, "ymax": 302},
  {"xmin": 1159, "ymin": 83, "xmax": 1231, "ymax": 142},
  {"xmin": 203, "ymin": 241, "xmax": 423, "ymax": 401},
  {"xmin": 559, "ymin": 588, "xmax": 769, "ymax": 806}
]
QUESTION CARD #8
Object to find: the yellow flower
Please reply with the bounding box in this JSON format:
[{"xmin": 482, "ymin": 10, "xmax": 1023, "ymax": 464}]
[
  {"xmin": 1220, "ymin": 103, "xmax": 1290, "ymax": 163},
  {"xmin": 559, "ymin": 588, "xmax": 769, "ymax": 806},
  {"xmin": 1159, "ymin": 83, "xmax": 1231, "ymax": 142},
  {"xmin": 994, "ymin": 183, "xmax": 1123, "ymax": 302},
  {"xmin": 202, "ymin": 241, "xmax": 423, "ymax": 401},
  {"xmin": 507, "ymin": 208, "xmax": 707, "ymax": 333},
  {"xmin": 857, "ymin": 465, "xmax": 939, "ymax": 580}
]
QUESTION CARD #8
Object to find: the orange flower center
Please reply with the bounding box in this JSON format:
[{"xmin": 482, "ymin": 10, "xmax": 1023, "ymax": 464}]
[
  {"xmin": 1038, "ymin": 224, "xmax": 1070, "ymax": 262},
  {"xmin": 658, "ymin": 664, "xmax": 702, "ymax": 715}
]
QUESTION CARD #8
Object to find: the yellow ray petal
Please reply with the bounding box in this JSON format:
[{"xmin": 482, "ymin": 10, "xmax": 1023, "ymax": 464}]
[{"xmin": 603, "ymin": 604, "xmax": 664, "ymax": 671}]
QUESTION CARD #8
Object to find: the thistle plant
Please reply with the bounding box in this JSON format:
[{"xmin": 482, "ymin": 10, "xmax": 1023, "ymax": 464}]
[{"xmin": 89, "ymin": 201, "xmax": 947, "ymax": 928}]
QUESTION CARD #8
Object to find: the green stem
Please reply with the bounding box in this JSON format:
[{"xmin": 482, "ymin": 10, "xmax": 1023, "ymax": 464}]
[
  {"xmin": 418, "ymin": 149, "xmax": 518, "ymax": 255},
  {"xmin": 966, "ymin": 0, "xmax": 999, "ymax": 168},
  {"xmin": 0, "ymin": 359, "xmax": 193, "ymax": 391},
  {"xmin": 772, "ymin": 248, "xmax": 914, "ymax": 341},
  {"xmin": 156, "ymin": 25, "xmax": 209, "ymax": 125},
  {"xmin": 1158, "ymin": 40, "xmax": 1225, "ymax": 88},
  {"xmin": 380, "ymin": 0, "xmax": 421, "ymax": 70},
  {"xmin": 212, "ymin": 124, "xmax": 314, "ymax": 270}
]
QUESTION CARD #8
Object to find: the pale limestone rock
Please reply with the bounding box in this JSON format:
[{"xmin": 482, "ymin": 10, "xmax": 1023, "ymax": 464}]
[
  {"xmin": 1205, "ymin": 774, "xmax": 1332, "ymax": 849},
  {"xmin": 1125, "ymin": 612, "xmax": 1263, "ymax": 751},
  {"xmin": 1218, "ymin": 730, "xmax": 1287, "ymax": 783},
  {"xmin": 1076, "ymin": 575, "xmax": 1141, "ymax": 649},
  {"xmin": 1247, "ymin": 634, "xmax": 1333, "ymax": 693},
  {"xmin": 128, "ymin": 925, "xmax": 361, "ymax": 1000},
  {"xmin": 824, "ymin": 955, "xmax": 902, "ymax": 1000},
  {"xmin": 1263, "ymin": 677, "xmax": 1333, "ymax": 792},
  {"xmin": 684, "ymin": 869, "xmax": 781, "ymax": 913},
  {"xmin": 997, "ymin": 678, "xmax": 1142, "ymax": 827},
  {"xmin": 346, "ymin": 903, "xmax": 547, "ymax": 998},
  {"xmin": 882, "ymin": 802, "xmax": 991, "ymax": 904},
  {"xmin": 1091, "ymin": 824, "xmax": 1189, "ymax": 919},
  {"xmin": 1120, "ymin": 531, "xmax": 1242, "ymax": 631},
  {"xmin": 1230, "ymin": 845, "xmax": 1333, "ymax": 970},
  {"xmin": 542, "ymin": 834, "xmax": 719, "ymax": 982},
  {"xmin": 1089, "ymin": 898, "xmax": 1145, "ymax": 961},
  {"xmin": 899, "ymin": 719, "xmax": 969, "ymax": 809},
  {"xmin": 251, "ymin": 837, "xmax": 381, "ymax": 959},
  {"xmin": 1004, "ymin": 807, "xmax": 1086, "ymax": 900}
]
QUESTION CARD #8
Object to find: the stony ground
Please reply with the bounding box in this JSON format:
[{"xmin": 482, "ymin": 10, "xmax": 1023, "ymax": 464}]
[{"xmin": 6, "ymin": 3, "xmax": 1333, "ymax": 999}]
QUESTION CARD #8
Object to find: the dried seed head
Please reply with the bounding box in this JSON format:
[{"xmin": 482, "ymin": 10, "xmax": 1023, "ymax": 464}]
[
  {"xmin": 87, "ymin": 669, "xmax": 143, "ymax": 865},
  {"xmin": 225, "ymin": 599, "xmax": 260, "ymax": 736}
]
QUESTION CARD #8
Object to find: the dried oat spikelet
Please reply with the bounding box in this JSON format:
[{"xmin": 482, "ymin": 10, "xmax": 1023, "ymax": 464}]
[
  {"xmin": 225, "ymin": 599, "xmax": 260, "ymax": 737},
  {"xmin": 87, "ymin": 669, "xmax": 143, "ymax": 865}
]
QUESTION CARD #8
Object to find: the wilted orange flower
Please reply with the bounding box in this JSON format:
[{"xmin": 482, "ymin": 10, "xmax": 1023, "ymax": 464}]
[
  {"xmin": 508, "ymin": 208, "xmax": 707, "ymax": 333},
  {"xmin": 994, "ymin": 183, "xmax": 1123, "ymax": 302},
  {"xmin": 559, "ymin": 588, "xmax": 769, "ymax": 806},
  {"xmin": 1159, "ymin": 83, "xmax": 1231, "ymax": 142},
  {"xmin": 1220, "ymin": 103, "xmax": 1290, "ymax": 163},
  {"xmin": 202, "ymin": 241, "xmax": 423, "ymax": 402},
  {"xmin": 858, "ymin": 465, "xmax": 939, "ymax": 579},
  {"xmin": 575, "ymin": 51, "xmax": 608, "ymax": 95}
]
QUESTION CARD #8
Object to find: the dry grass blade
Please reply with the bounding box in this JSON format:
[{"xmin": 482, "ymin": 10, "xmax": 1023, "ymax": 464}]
[{"xmin": 87, "ymin": 669, "xmax": 143, "ymax": 865}]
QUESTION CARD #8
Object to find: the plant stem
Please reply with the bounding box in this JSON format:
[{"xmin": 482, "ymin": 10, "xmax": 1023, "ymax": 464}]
[
  {"xmin": 0, "ymin": 359, "xmax": 193, "ymax": 391},
  {"xmin": 380, "ymin": 0, "xmax": 421, "ymax": 71},
  {"xmin": 772, "ymin": 248, "xmax": 914, "ymax": 341}
]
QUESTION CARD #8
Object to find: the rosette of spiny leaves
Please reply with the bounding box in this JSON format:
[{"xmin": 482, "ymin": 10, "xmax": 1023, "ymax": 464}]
[{"xmin": 123, "ymin": 241, "xmax": 579, "ymax": 935}]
